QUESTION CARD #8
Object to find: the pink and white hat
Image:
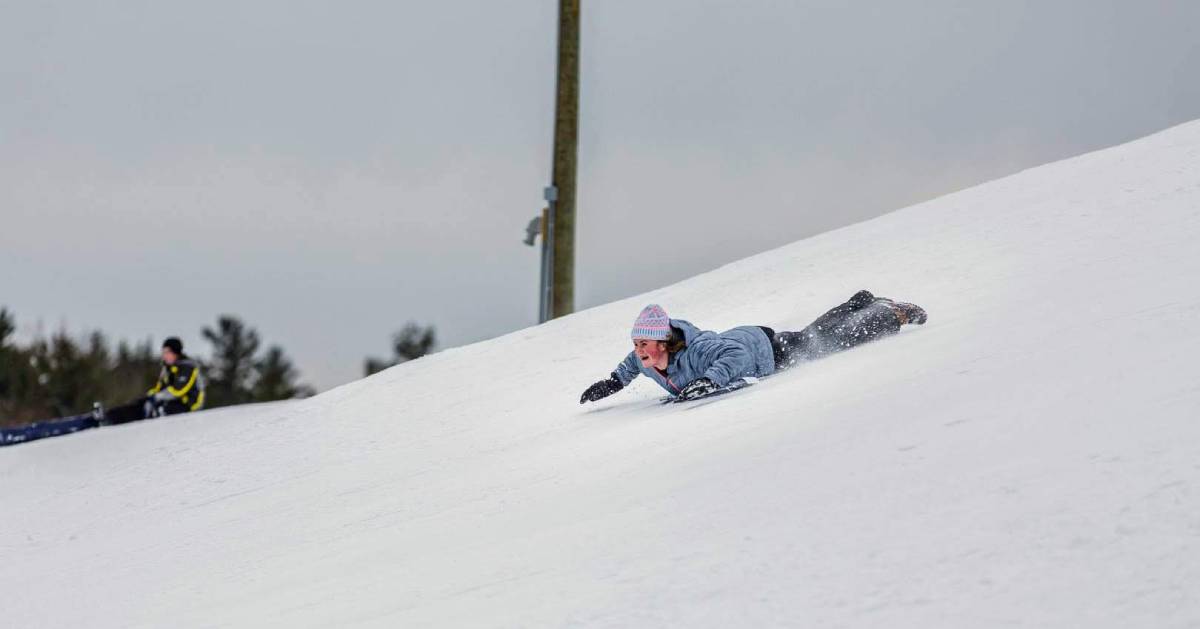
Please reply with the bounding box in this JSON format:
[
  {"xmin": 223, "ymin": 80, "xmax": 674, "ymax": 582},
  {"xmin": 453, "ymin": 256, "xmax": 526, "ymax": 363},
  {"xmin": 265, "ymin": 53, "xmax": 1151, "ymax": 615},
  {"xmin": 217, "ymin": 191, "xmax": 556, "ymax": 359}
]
[{"xmin": 631, "ymin": 304, "xmax": 671, "ymax": 340}]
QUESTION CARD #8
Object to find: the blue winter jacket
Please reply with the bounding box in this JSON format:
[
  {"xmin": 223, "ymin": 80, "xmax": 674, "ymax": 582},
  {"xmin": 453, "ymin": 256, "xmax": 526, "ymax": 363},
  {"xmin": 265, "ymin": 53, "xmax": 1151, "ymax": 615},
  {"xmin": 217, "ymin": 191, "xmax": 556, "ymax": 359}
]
[{"xmin": 613, "ymin": 319, "xmax": 776, "ymax": 395}]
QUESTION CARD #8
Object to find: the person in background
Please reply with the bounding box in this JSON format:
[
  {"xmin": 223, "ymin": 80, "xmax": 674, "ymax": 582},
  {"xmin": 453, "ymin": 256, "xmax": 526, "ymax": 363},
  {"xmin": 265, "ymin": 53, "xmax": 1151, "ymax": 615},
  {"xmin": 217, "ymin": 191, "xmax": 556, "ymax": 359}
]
[{"xmin": 98, "ymin": 337, "xmax": 206, "ymax": 425}]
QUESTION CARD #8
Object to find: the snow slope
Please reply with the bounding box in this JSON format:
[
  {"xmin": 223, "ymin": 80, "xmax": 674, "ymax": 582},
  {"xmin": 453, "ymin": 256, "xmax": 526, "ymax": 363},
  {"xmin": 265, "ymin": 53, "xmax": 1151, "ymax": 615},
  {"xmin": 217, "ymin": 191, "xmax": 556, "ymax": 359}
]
[{"xmin": 4, "ymin": 121, "xmax": 1200, "ymax": 628}]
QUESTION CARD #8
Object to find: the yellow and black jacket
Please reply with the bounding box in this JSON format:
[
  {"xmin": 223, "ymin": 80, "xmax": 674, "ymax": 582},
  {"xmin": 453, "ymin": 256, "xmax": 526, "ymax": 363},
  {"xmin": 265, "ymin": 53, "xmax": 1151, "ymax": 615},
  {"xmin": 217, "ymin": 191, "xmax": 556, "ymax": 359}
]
[{"xmin": 147, "ymin": 357, "xmax": 207, "ymax": 412}]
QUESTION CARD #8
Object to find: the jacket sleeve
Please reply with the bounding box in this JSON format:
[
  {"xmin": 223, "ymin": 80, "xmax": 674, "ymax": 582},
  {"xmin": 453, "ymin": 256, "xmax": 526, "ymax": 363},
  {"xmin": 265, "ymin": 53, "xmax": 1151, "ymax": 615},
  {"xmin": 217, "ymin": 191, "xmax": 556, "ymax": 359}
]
[
  {"xmin": 613, "ymin": 351, "xmax": 641, "ymax": 386},
  {"xmin": 147, "ymin": 367, "xmax": 166, "ymax": 396},
  {"xmin": 153, "ymin": 363, "xmax": 201, "ymax": 401},
  {"xmin": 691, "ymin": 338, "xmax": 753, "ymax": 388}
]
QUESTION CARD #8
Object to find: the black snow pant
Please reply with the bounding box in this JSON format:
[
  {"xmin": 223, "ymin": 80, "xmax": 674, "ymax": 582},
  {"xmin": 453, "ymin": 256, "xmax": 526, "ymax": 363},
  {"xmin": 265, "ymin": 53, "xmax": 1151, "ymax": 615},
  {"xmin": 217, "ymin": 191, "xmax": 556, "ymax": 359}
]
[
  {"xmin": 760, "ymin": 290, "xmax": 902, "ymax": 371},
  {"xmin": 103, "ymin": 397, "xmax": 190, "ymax": 425}
]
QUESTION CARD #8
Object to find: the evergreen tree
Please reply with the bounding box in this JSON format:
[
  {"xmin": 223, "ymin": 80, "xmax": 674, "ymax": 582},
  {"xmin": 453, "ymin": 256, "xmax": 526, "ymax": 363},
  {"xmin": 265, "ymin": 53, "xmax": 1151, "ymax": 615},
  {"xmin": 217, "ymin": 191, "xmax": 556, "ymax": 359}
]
[
  {"xmin": 392, "ymin": 322, "xmax": 437, "ymax": 362},
  {"xmin": 0, "ymin": 308, "xmax": 14, "ymax": 348},
  {"xmin": 35, "ymin": 330, "xmax": 109, "ymax": 418},
  {"xmin": 0, "ymin": 308, "xmax": 16, "ymax": 402},
  {"xmin": 0, "ymin": 309, "xmax": 43, "ymax": 424},
  {"xmin": 109, "ymin": 338, "xmax": 160, "ymax": 403},
  {"xmin": 251, "ymin": 345, "xmax": 315, "ymax": 402},
  {"xmin": 201, "ymin": 315, "xmax": 260, "ymax": 408},
  {"xmin": 365, "ymin": 322, "xmax": 437, "ymax": 376}
]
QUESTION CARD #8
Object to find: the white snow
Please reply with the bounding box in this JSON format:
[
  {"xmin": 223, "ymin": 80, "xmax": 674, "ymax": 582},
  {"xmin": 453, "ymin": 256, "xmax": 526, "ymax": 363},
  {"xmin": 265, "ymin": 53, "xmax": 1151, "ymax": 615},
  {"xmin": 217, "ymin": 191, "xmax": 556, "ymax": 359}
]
[{"xmin": 4, "ymin": 121, "xmax": 1200, "ymax": 628}]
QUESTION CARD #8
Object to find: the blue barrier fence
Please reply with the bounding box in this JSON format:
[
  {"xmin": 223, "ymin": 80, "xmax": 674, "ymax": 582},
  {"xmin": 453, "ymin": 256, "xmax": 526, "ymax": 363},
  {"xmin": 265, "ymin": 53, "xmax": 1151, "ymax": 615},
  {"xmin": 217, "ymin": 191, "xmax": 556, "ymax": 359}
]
[{"xmin": 1, "ymin": 413, "xmax": 99, "ymax": 447}]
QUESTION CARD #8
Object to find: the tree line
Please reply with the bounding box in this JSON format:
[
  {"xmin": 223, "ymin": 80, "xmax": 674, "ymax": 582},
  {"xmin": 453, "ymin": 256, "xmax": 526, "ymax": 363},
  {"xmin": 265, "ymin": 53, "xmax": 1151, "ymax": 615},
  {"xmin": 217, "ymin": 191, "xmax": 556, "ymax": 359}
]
[{"xmin": 0, "ymin": 308, "xmax": 438, "ymax": 428}]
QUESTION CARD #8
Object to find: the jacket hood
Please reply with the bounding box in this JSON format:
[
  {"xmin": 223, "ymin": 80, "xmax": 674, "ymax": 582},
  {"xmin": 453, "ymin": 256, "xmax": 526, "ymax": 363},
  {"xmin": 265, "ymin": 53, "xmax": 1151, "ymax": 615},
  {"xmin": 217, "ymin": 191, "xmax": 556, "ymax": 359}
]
[{"xmin": 668, "ymin": 319, "xmax": 703, "ymax": 346}]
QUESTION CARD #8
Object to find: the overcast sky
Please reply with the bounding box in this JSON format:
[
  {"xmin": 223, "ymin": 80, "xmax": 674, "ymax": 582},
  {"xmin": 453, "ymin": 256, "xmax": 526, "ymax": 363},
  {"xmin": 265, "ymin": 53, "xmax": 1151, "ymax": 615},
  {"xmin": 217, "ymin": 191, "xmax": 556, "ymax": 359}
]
[{"xmin": 3, "ymin": 1, "xmax": 1198, "ymax": 391}]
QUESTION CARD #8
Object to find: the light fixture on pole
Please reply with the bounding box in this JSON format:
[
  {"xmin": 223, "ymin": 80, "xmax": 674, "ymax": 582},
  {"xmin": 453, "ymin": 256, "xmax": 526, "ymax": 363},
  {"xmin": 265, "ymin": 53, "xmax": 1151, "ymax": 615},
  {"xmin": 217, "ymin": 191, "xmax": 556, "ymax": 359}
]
[{"xmin": 524, "ymin": 186, "xmax": 557, "ymax": 324}]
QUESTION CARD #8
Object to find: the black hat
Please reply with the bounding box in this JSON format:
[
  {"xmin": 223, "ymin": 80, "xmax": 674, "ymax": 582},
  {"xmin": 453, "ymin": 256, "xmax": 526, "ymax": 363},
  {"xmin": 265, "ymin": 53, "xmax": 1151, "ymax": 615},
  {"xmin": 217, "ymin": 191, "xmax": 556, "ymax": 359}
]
[{"xmin": 162, "ymin": 337, "xmax": 184, "ymax": 354}]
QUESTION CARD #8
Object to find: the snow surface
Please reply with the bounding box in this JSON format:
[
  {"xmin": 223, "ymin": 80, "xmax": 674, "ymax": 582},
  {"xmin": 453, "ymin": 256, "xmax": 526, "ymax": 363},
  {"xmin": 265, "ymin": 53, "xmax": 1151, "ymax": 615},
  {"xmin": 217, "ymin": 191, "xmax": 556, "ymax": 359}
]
[{"xmin": 4, "ymin": 121, "xmax": 1200, "ymax": 628}]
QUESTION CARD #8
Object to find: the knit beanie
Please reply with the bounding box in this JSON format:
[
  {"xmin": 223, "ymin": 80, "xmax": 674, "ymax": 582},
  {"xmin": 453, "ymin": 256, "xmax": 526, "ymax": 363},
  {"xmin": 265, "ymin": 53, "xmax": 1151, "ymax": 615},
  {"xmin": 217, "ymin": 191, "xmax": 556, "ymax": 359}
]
[
  {"xmin": 162, "ymin": 337, "xmax": 184, "ymax": 355},
  {"xmin": 631, "ymin": 304, "xmax": 671, "ymax": 340}
]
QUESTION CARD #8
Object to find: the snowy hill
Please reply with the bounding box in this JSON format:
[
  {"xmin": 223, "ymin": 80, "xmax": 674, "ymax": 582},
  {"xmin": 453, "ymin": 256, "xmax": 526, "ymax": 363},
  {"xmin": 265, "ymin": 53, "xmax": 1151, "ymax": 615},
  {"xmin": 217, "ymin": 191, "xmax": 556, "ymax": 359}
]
[{"xmin": 4, "ymin": 121, "xmax": 1200, "ymax": 628}]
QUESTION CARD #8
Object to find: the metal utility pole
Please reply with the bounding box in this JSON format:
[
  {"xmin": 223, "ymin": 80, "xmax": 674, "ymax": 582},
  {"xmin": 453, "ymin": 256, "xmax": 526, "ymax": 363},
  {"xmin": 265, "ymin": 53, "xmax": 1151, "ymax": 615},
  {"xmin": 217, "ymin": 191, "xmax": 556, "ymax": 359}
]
[{"xmin": 549, "ymin": 0, "xmax": 580, "ymax": 319}]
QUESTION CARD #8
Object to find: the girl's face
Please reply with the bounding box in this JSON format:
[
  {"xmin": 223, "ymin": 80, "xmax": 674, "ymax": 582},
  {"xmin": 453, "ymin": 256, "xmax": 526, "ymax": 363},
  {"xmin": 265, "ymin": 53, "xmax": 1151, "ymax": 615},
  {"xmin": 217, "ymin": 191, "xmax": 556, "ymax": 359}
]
[{"xmin": 633, "ymin": 338, "xmax": 669, "ymax": 370}]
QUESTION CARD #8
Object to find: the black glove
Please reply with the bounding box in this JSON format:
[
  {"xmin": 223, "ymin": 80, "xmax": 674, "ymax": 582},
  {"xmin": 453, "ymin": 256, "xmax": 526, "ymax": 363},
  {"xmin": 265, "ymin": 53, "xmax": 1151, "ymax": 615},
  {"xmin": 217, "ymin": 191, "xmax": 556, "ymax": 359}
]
[
  {"xmin": 580, "ymin": 373, "xmax": 624, "ymax": 404},
  {"xmin": 678, "ymin": 377, "xmax": 719, "ymax": 401}
]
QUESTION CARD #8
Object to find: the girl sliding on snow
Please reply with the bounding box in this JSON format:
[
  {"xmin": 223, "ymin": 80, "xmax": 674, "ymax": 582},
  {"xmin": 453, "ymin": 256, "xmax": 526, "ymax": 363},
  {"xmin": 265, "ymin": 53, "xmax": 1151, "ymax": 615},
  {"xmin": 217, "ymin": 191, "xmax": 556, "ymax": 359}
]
[{"xmin": 579, "ymin": 290, "xmax": 927, "ymax": 403}]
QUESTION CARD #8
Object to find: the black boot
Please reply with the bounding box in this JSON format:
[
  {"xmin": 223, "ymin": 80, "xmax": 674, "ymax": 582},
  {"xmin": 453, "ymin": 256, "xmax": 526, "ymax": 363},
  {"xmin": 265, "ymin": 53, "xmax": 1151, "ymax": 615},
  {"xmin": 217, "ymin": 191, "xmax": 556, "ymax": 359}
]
[
  {"xmin": 876, "ymin": 297, "xmax": 927, "ymax": 325},
  {"xmin": 92, "ymin": 402, "xmax": 108, "ymax": 426},
  {"xmin": 848, "ymin": 290, "xmax": 876, "ymax": 308}
]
